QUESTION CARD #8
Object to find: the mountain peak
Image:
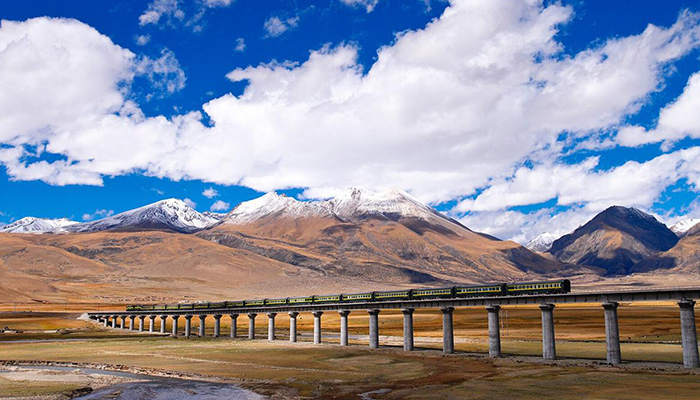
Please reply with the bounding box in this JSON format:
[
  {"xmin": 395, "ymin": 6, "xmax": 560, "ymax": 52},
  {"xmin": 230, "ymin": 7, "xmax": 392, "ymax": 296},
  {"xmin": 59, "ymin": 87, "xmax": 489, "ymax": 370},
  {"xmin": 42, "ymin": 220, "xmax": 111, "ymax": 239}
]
[
  {"xmin": 549, "ymin": 205, "xmax": 678, "ymax": 275},
  {"xmin": 0, "ymin": 217, "xmax": 78, "ymax": 234},
  {"xmin": 525, "ymin": 232, "xmax": 557, "ymax": 252},
  {"xmin": 669, "ymin": 218, "xmax": 700, "ymax": 237},
  {"xmin": 68, "ymin": 198, "xmax": 218, "ymax": 234}
]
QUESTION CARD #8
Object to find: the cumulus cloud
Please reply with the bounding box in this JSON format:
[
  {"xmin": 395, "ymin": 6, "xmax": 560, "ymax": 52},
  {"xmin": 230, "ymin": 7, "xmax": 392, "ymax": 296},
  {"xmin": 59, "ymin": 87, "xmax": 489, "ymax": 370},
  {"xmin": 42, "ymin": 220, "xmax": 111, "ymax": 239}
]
[
  {"xmin": 340, "ymin": 0, "xmax": 380, "ymax": 13},
  {"xmin": 210, "ymin": 200, "xmax": 230, "ymax": 211},
  {"xmin": 183, "ymin": 197, "xmax": 197, "ymax": 208},
  {"xmin": 263, "ymin": 16, "xmax": 299, "ymax": 37},
  {"xmin": 202, "ymin": 187, "xmax": 218, "ymax": 198},
  {"xmin": 135, "ymin": 34, "xmax": 151, "ymax": 46},
  {"xmin": 3, "ymin": 1, "xmax": 700, "ymax": 241},
  {"xmin": 82, "ymin": 209, "xmax": 115, "ymax": 221},
  {"xmin": 139, "ymin": 0, "xmax": 234, "ymax": 31}
]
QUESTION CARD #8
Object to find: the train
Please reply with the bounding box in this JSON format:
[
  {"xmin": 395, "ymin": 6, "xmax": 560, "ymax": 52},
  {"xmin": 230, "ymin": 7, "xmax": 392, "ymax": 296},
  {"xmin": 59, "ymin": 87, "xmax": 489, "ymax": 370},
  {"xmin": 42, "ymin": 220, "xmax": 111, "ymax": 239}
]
[{"xmin": 125, "ymin": 280, "xmax": 570, "ymax": 312}]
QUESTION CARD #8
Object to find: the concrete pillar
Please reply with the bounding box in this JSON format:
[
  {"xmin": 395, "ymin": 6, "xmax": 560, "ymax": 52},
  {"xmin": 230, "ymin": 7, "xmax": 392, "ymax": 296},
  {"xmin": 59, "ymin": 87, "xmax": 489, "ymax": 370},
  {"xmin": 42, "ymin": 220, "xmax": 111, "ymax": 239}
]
[
  {"xmin": 148, "ymin": 315, "xmax": 156, "ymax": 333},
  {"xmin": 138, "ymin": 316, "xmax": 145, "ymax": 332},
  {"xmin": 185, "ymin": 315, "xmax": 192, "ymax": 337},
  {"xmin": 213, "ymin": 315, "xmax": 222, "ymax": 337},
  {"xmin": 679, "ymin": 299, "xmax": 700, "ymax": 368},
  {"xmin": 119, "ymin": 316, "xmax": 126, "ymax": 329},
  {"xmin": 441, "ymin": 307, "xmax": 455, "ymax": 354},
  {"xmin": 111, "ymin": 316, "xmax": 117, "ymax": 328},
  {"xmin": 198, "ymin": 315, "xmax": 207, "ymax": 337},
  {"xmin": 540, "ymin": 304, "xmax": 556, "ymax": 360},
  {"xmin": 171, "ymin": 315, "xmax": 179, "ymax": 336},
  {"xmin": 486, "ymin": 305, "xmax": 501, "ymax": 358},
  {"xmin": 248, "ymin": 313, "xmax": 257, "ymax": 339},
  {"xmin": 402, "ymin": 308, "xmax": 414, "ymax": 351},
  {"xmin": 289, "ymin": 312, "xmax": 299, "ymax": 343},
  {"xmin": 312, "ymin": 311, "xmax": 323, "ymax": 344},
  {"xmin": 602, "ymin": 302, "xmax": 621, "ymax": 365},
  {"xmin": 104, "ymin": 317, "xmax": 109, "ymax": 327},
  {"xmin": 339, "ymin": 310, "xmax": 350, "ymax": 346},
  {"xmin": 267, "ymin": 313, "xmax": 277, "ymax": 341},
  {"xmin": 368, "ymin": 309, "xmax": 380, "ymax": 349},
  {"xmin": 129, "ymin": 316, "xmax": 135, "ymax": 331},
  {"xmin": 160, "ymin": 315, "xmax": 167, "ymax": 334},
  {"xmin": 230, "ymin": 314, "xmax": 239, "ymax": 338}
]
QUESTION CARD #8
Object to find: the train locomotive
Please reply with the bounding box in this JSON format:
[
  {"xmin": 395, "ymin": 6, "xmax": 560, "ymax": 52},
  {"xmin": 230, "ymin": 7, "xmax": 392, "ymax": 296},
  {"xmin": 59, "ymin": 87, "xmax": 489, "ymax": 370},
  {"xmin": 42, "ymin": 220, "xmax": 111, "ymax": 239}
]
[{"xmin": 126, "ymin": 280, "xmax": 570, "ymax": 312}]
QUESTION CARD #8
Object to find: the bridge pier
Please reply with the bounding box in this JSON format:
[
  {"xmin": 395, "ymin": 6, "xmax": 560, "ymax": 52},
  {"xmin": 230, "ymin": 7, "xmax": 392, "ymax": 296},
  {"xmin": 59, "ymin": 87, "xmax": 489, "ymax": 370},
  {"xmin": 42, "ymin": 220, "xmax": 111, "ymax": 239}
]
[
  {"xmin": 103, "ymin": 317, "xmax": 109, "ymax": 327},
  {"xmin": 441, "ymin": 307, "xmax": 455, "ymax": 354},
  {"xmin": 486, "ymin": 305, "xmax": 501, "ymax": 358},
  {"xmin": 603, "ymin": 302, "xmax": 621, "ymax": 365},
  {"xmin": 160, "ymin": 315, "xmax": 167, "ymax": 334},
  {"xmin": 289, "ymin": 312, "xmax": 299, "ymax": 343},
  {"xmin": 312, "ymin": 311, "xmax": 323, "ymax": 344},
  {"xmin": 171, "ymin": 315, "xmax": 179, "ymax": 336},
  {"xmin": 339, "ymin": 310, "xmax": 350, "ymax": 346},
  {"xmin": 119, "ymin": 315, "xmax": 126, "ymax": 329},
  {"xmin": 230, "ymin": 314, "xmax": 239, "ymax": 338},
  {"xmin": 138, "ymin": 315, "xmax": 145, "ymax": 332},
  {"xmin": 540, "ymin": 304, "xmax": 556, "ymax": 360},
  {"xmin": 198, "ymin": 315, "xmax": 207, "ymax": 337},
  {"xmin": 402, "ymin": 308, "xmax": 414, "ymax": 351},
  {"xmin": 185, "ymin": 315, "xmax": 192, "ymax": 337},
  {"xmin": 679, "ymin": 299, "xmax": 700, "ymax": 368},
  {"xmin": 149, "ymin": 315, "xmax": 156, "ymax": 333},
  {"xmin": 248, "ymin": 313, "xmax": 257, "ymax": 339},
  {"xmin": 267, "ymin": 313, "xmax": 277, "ymax": 341},
  {"xmin": 368, "ymin": 309, "xmax": 380, "ymax": 349},
  {"xmin": 129, "ymin": 316, "xmax": 135, "ymax": 331},
  {"xmin": 112, "ymin": 316, "xmax": 117, "ymax": 329},
  {"xmin": 214, "ymin": 315, "xmax": 222, "ymax": 337}
]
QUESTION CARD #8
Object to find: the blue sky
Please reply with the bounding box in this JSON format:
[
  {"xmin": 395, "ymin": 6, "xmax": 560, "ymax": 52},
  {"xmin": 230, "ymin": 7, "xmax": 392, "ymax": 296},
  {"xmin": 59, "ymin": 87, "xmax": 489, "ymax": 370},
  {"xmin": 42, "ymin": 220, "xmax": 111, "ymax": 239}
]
[{"xmin": 1, "ymin": 0, "xmax": 700, "ymax": 243}]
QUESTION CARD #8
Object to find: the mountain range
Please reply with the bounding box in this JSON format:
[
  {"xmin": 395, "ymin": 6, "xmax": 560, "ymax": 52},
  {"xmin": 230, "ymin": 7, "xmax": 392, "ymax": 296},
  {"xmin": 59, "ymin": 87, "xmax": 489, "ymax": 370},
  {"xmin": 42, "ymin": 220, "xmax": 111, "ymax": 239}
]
[{"xmin": 1, "ymin": 189, "xmax": 699, "ymax": 303}]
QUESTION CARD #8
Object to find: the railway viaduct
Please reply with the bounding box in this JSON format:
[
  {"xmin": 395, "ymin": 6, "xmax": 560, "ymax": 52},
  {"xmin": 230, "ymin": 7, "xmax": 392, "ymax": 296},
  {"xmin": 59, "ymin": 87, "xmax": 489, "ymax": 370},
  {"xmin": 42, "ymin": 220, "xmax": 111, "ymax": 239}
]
[{"xmin": 88, "ymin": 287, "xmax": 700, "ymax": 369}]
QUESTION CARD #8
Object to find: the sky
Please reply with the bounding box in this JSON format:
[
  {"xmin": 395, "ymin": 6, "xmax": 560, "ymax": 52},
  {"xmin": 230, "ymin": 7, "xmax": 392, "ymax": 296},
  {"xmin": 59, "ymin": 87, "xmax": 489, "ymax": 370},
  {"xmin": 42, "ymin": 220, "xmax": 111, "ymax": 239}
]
[{"xmin": 1, "ymin": 0, "xmax": 700, "ymax": 244}]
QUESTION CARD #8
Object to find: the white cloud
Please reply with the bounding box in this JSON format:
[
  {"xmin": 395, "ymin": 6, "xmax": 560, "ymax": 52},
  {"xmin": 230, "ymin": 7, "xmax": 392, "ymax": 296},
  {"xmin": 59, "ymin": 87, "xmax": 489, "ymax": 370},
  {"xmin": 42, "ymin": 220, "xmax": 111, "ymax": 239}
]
[
  {"xmin": 617, "ymin": 71, "xmax": 700, "ymax": 147},
  {"xmin": 183, "ymin": 197, "xmax": 197, "ymax": 208},
  {"xmin": 263, "ymin": 16, "xmax": 299, "ymax": 37},
  {"xmin": 139, "ymin": 0, "xmax": 184, "ymax": 26},
  {"xmin": 135, "ymin": 34, "xmax": 151, "ymax": 46},
  {"xmin": 82, "ymin": 209, "xmax": 114, "ymax": 221},
  {"xmin": 210, "ymin": 200, "xmax": 230, "ymax": 211},
  {"xmin": 202, "ymin": 0, "xmax": 234, "ymax": 7},
  {"xmin": 3, "ymin": 2, "xmax": 700, "ymax": 240},
  {"xmin": 202, "ymin": 187, "xmax": 218, "ymax": 198},
  {"xmin": 135, "ymin": 48, "xmax": 187, "ymax": 94},
  {"xmin": 340, "ymin": 0, "xmax": 380, "ymax": 13},
  {"xmin": 234, "ymin": 37, "xmax": 245, "ymax": 52}
]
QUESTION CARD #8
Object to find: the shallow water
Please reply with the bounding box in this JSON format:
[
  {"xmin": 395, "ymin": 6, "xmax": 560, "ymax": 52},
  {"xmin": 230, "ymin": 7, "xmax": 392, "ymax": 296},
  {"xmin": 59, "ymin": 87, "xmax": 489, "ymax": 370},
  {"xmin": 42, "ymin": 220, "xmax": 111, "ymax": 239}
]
[
  {"xmin": 78, "ymin": 379, "xmax": 265, "ymax": 400},
  {"xmin": 8, "ymin": 365, "xmax": 264, "ymax": 400}
]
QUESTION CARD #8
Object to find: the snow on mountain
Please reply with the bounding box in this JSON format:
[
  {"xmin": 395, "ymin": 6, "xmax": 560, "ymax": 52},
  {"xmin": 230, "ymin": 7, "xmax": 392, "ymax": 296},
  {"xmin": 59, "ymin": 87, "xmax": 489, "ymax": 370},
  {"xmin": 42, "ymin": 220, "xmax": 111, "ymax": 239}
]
[
  {"xmin": 202, "ymin": 211, "xmax": 227, "ymax": 221},
  {"xmin": 669, "ymin": 218, "xmax": 700, "ymax": 237},
  {"xmin": 0, "ymin": 217, "xmax": 78, "ymax": 234},
  {"xmin": 68, "ymin": 199, "xmax": 219, "ymax": 233},
  {"xmin": 223, "ymin": 188, "xmax": 454, "ymax": 225},
  {"xmin": 525, "ymin": 232, "xmax": 558, "ymax": 252}
]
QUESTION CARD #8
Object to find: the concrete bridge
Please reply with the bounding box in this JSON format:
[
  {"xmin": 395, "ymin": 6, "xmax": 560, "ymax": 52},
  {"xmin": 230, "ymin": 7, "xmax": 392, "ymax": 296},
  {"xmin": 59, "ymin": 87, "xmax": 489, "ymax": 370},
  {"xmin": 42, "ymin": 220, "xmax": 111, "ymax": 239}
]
[{"xmin": 88, "ymin": 287, "xmax": 700, "ymax": 369}]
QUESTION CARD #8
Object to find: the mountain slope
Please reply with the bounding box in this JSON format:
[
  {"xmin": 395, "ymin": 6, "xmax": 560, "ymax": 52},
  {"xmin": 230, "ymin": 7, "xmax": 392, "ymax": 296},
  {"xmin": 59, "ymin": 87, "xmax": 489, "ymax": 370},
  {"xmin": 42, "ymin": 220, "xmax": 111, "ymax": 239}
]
[
  {"xmin": 548, "ymin": 206, "xmax": 678, "ymax": 275},
  {"xmin": 632, "ymin": 222, "xmax": 700, "ymax": 274},
  {"xmin": 0, "ymin": 217, "xmax": 78, "ymax": 234},
  {"xmin": 67, "ymin": 199, "xmax": 219, "ymax": 234}
]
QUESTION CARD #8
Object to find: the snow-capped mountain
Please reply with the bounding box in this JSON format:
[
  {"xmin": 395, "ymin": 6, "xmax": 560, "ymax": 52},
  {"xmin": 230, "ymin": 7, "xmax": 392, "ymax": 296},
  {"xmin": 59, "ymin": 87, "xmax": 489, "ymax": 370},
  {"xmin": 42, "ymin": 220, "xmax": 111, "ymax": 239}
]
[
  {"xmin": 202, "ymin": 211, "xmax": 227, "ymax": 221},
  {"xmin": 0, "ymin": 217, "xmax": 78, "ymax": 234},
  {"xmin": 223, "ymin": 188, "xmax": 454, "ymax": 226},
  {"xmin": 525, "ymin": 232, "xmax": 558, "ymax": 252},
  {"xmin": 68, "ymin": 199, "xmax": 219, "ymax": 234},
  {"xmin": 669, "ymin": 218, "xmax": 700, "ymax": 237}
]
